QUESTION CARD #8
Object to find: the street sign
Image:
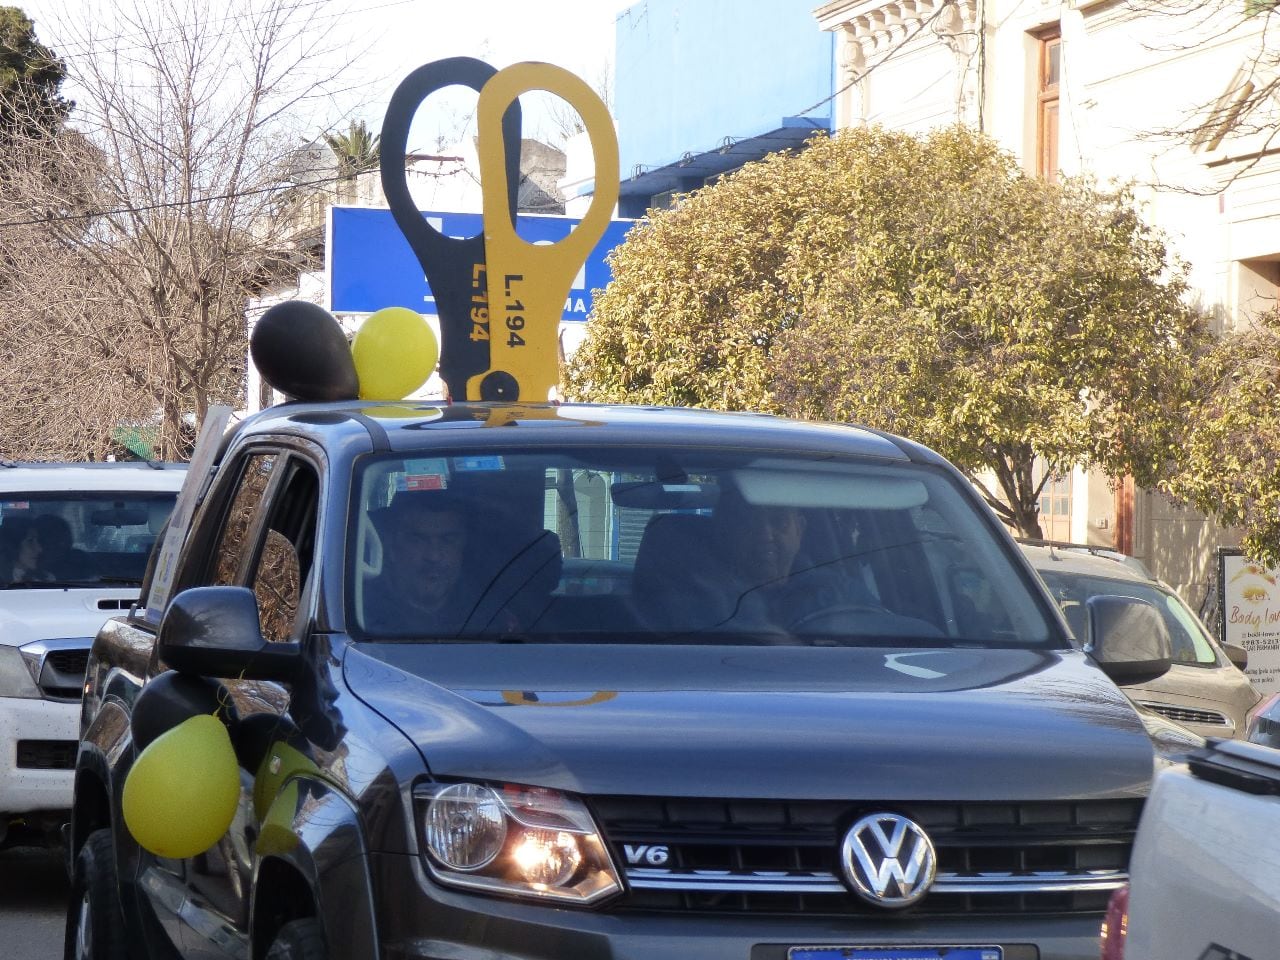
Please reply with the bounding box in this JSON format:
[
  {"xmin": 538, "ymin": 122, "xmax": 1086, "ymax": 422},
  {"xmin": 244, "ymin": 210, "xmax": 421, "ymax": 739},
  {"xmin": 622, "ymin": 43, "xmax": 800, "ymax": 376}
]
[{"xmin": 327, "ymin": 206, "xmax": 636, "ymax": 320}]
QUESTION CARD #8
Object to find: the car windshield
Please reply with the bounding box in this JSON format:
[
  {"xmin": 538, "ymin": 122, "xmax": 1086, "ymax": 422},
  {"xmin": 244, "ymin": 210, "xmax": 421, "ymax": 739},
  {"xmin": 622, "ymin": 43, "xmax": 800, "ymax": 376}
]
[
  {"xmin": 347, "ymin": 447, "xmax": 1058, "ymax": 647},
  {"xmin": 0, "ymin": 493, "xmax": 177, "ymax": 587},
  {"xmin": 1034, "ymin": 569, "xmax": 1218, "ymax": 665}
]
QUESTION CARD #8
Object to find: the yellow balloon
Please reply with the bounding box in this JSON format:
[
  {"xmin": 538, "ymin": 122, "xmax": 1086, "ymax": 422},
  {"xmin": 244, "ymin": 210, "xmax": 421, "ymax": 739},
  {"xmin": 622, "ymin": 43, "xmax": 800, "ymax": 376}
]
[
  {"xmin": 252, "ymin": 740, "xmax": 317, "ymax": 822},
  {"xmin": 255, "ymin": 780, "xmax": 301, "ymax": 856},
  {"xmin": 122, "ymin": 713, "xmax": 240, "ymax": 859},
  {"xmin": 352, "ymin": 307, "xmax": 439, "ymax": 401}
]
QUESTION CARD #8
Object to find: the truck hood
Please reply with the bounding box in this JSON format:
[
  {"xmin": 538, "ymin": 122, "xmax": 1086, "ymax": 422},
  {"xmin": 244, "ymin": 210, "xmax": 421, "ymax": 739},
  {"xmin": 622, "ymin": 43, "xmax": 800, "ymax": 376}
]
[
  {"xmin": 343, "ymin": 643, "xmax": 1156, "ymax": 801},
  {"xmin": 0, "ymin": 588, "xmax": 136, "ymax": 647}
]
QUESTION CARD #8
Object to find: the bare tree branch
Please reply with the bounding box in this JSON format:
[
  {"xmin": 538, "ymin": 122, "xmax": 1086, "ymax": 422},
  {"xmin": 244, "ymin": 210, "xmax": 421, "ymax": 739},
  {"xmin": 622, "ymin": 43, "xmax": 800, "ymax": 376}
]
[{"xmin": 0, "ymin": 0, "xmax": 363, "ymax": 458}]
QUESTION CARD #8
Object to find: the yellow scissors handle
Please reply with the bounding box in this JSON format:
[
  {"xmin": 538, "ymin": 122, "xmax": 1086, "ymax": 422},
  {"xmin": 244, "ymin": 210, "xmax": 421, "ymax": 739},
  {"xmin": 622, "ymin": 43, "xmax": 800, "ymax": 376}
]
[{"xmin": 467, "ymin": 62, "xmax": 620, "ymax": 402}]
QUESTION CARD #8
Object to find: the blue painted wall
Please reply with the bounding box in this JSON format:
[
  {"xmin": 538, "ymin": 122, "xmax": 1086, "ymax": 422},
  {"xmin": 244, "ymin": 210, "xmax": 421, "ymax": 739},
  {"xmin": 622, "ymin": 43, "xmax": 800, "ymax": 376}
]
[{"xmin": 615, "ymin": 0, "xmax": 834, "ymax": 179}]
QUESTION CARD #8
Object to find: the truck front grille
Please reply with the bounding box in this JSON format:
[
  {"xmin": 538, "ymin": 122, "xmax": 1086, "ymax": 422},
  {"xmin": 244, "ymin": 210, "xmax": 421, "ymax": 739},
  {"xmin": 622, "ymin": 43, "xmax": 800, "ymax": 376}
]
[
  {"xmin": 592, "ymin": 796, "xmax": 1141, "ymax": 917},
  {"xmin": 45, "ymin": 649, "xmax": 89, "ymax": 678},
  {"xmin": 19, "ymin": 640, "xmax": 92, "ymax": 701}
]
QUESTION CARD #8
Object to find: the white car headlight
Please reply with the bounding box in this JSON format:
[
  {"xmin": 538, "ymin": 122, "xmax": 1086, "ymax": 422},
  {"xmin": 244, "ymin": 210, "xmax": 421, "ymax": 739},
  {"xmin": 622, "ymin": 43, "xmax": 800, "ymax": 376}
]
[
  {"xmin": 0, "ymin": 644, "xmax": 42, "ymax": 699},
  {"xmin": 415, "ymin": 781, "xmax": 621, "ymax": 904}
]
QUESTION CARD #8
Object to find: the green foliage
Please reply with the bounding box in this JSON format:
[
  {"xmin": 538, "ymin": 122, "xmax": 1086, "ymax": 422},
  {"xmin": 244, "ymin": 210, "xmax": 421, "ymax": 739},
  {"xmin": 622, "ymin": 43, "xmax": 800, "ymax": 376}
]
[
  {"xmin": 568, "ymin": 125, "xmax": 1208, "ymax": 535},
  {"xmin": 0, "ymin": 6, "xmax": 69, "ymax": 138},
  {"xmin": 1161, "ymin": 311, "xmax": 1280, "ymax": 565},
  {"xmin": 323, "ymin": 120, "xmax": 380, "ymax": 179}
]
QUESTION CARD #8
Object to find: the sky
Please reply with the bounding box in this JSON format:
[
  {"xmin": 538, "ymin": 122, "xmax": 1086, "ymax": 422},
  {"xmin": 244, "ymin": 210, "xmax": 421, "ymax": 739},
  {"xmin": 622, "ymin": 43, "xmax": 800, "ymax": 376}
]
[
  {"xmin": 16, "ymin": 0, "xmax": 633, "ymax": 150},
  {"xmin": 351, "ymin": 0, "xmax": 630, "ymax": 145}
]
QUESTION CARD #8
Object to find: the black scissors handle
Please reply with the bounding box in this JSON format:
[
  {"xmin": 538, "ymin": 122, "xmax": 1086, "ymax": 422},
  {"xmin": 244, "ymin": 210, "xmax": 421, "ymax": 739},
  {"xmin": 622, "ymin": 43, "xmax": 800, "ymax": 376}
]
[{"xmin": 379, "ymin": 57, "xmax": 522, "ymax": 401}]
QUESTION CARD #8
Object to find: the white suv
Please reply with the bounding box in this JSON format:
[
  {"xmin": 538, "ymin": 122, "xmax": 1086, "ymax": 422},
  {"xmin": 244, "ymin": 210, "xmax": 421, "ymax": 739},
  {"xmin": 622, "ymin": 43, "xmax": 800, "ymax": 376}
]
[{"xmin": 0, "ymin": 462, "xmax": 185, "ymax": 846}]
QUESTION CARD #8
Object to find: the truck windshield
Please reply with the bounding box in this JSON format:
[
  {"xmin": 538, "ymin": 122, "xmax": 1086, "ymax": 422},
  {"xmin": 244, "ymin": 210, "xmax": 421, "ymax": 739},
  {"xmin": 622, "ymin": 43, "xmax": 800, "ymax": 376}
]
[
  {"xmin": 0, "ymin": 493, "xmax": 177, "ymax": 588},
  {"xmin": 347, "ymin": 447, "xmax": 1058, "ymax": 647}
]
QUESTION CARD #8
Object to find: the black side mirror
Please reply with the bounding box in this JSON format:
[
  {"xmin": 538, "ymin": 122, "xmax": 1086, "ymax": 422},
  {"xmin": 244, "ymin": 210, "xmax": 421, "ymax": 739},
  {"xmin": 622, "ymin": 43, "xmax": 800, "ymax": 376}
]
[
  {"xmin": 1086, "ymin": 595, "xmax": 1172, "ymax": 685},
  {"xmin": 158, "ymin": 586, "xmax": 301, "ymax": 681},
  {"xmin": 1223, "ymin": 642, "xmax": 1249, "ymax": 671}
]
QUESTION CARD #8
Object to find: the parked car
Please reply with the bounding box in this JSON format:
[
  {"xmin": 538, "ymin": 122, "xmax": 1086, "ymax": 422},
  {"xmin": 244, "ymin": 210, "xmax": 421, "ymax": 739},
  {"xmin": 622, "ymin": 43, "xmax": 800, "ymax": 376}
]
[
  {"xmin": 1242, "ymin": 687, "xmax": 1280, "ymax": 748},
  {"xmin": 69, "ymin": 402, "xmax": 1201, "ymax": 960},
  {"xmin": 1019, "ymin": 541, "xmax": 1261, "ymax": 738},
  {"xmin": 0, "ymin": 462, "xmax": 185, "ymax": 849},
  {"xmin": 1106, "ymin": 736, "xmax": 1280, "ymax": 960}
]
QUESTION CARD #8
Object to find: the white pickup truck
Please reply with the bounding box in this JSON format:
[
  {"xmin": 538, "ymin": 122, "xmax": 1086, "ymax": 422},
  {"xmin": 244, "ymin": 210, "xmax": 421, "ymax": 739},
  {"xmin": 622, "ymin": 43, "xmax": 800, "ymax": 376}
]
[
  {"xmin": 0, "ymin": 462, "xmax": 185, "ymax": 847},
  {"xmin": 1116, "ymin": 737, "xmax": 1280, "ymax": 960}
]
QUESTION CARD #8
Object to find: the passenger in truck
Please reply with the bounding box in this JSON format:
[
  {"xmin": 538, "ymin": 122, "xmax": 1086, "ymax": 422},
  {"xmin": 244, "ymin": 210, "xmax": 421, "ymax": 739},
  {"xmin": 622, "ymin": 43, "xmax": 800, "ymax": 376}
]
[
  {"xmin": 0, "ymin": 517, "xmax": 43, "ymax": 583},
  {"xmin": 33, "ymin": 514, "xmax": 81, "ymax": 580}
]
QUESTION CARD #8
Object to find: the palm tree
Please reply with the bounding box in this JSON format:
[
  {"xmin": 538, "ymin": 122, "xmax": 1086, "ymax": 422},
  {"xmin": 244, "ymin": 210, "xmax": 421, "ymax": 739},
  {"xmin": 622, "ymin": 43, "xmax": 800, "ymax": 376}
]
[{"xmin": 323, "ymin": 120, "xmax": 380, "ymax": 179}]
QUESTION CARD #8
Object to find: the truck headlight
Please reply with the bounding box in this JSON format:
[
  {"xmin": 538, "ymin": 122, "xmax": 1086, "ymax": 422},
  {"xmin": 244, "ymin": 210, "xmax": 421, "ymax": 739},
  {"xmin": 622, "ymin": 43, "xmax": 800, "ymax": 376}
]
[
  {"xmin": 0, "ymin": 644, "xmax": 42, "ymax": 698},
  {"xmin": 415, "ymin": 782, "xmax": 621, "ymax": 904}
]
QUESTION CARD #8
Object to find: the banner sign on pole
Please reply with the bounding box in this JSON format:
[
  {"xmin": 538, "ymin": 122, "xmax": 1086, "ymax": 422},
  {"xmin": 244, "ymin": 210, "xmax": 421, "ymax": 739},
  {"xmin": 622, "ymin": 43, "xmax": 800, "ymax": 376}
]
[
  {"xmin": 328, "ymin": 206, "xmax": 635, "ymax": 321},
  {"xmin": 1219, "ymin": 547, "xmax": 1280, "ymax": 696}
]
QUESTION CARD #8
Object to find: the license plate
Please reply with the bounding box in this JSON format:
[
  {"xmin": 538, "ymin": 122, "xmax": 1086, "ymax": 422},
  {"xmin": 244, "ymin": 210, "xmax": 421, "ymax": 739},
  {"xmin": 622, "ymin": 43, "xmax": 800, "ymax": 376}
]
[{"xmin": 788, "ymin": 949, "xmax": 1002, "ymax": 960}]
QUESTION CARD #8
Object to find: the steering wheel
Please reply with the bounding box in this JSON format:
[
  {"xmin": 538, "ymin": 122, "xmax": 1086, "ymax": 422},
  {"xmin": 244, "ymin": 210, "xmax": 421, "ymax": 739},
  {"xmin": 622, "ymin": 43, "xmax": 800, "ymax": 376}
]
[{"xmin": 788, "ymin": 603, "xmax": 887, "ymax": 633}]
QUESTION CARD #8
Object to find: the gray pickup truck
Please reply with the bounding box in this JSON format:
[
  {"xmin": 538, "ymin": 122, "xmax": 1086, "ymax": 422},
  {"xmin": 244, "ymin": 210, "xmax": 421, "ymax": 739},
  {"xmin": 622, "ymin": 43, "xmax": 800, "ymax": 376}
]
[
  {"xmin": 67, "ymin": 401, "xmax": 1203, "ymax": 960},
  {"xmin": 1119, "ymin": 737, "xmax": 1280, "ymax": 960}
]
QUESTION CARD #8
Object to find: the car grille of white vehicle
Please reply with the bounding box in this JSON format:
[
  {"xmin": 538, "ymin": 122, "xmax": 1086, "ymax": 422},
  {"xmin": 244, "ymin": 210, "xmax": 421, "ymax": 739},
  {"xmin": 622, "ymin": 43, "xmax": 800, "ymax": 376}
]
[
  {"xmin": 594, "ymin": 797, "xmax": 1141, "ymax": 916},
  {"xmin": 20, "ymin": 642, "xmax": 93, "ymax": 701},
  {"xmin": 1139, "ymin": 702, "xmax": 1229, "ymax": 727}
]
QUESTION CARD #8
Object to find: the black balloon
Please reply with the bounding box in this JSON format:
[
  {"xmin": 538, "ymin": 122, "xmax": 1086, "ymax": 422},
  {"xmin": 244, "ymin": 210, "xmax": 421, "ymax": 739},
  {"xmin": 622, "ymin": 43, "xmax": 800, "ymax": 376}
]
[
  {"xmin": 131, "ymin": 671, "xmax": 227, "ymax": 753},
  {"xmin": 250, "ymin": 300, "xmax": 359, "ymax": 402}
]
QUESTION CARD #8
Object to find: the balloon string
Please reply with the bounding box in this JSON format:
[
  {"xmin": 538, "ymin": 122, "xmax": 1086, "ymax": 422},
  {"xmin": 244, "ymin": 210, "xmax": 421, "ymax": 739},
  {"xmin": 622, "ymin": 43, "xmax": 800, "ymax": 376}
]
[{"xmin": 213, "ymin": 671, "xmax": 248, "ymax": 719}]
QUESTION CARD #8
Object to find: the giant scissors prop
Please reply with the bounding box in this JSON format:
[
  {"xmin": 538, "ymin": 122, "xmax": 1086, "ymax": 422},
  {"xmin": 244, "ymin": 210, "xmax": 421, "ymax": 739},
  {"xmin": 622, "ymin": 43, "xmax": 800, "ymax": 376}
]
[
  {"xmin": 380, "ymin": 59, "xmax": 619, "ymax": 403},
  {"xmin": 380, "ymin": 57, "xmax": 520, "ymax": 402}
]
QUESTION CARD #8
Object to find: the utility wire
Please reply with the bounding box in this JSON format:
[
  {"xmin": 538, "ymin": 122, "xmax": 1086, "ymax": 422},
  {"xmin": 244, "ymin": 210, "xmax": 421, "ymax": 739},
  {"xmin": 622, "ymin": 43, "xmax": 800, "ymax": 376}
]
[
  {"xmin": 5, "ymin": 1, "xmax": 960, "ymax": 231},
  {"xmin": 0, "ymin": 167, "xmax": 392, "ymax": 229},
  {"xmin": 10, "ymin": 0, "xmax": 416, "ymax": 61},
  {"xmin": 628, "ymin": 0, "xmax": 957, "ymax": 179}
]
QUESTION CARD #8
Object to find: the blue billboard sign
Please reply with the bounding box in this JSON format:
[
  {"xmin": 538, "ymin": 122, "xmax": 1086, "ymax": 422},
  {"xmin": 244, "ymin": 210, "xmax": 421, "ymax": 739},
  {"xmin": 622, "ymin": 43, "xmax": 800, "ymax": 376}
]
[{"xmin": 328, "ymin": 206, "xmax": 636, "ymax": 321}]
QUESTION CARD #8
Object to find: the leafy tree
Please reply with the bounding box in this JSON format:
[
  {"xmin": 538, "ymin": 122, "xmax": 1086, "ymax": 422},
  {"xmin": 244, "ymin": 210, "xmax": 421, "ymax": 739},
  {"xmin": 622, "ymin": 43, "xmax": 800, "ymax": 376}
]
[
  {"xmin": 323, "ymin": 119, "xmax": 380, "ymax": 179},
  {"xmin": 0, "ymin": 5, "xmax": 68, "ymax": 138},
  {"xmin": 567, "ymin": 125, "xmax": 1209, "ymax": 537},
  {"xmin": 1159, "ymin": 311, "xmax": 1280, "ymax": 564}
]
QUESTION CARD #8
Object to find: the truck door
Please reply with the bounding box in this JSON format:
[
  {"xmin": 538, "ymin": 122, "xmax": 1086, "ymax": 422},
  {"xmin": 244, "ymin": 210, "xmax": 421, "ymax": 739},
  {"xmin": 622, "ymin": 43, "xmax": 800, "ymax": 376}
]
[{"xmin": 140, "ymin": 446, "xmax": 321, "ymax": 960}]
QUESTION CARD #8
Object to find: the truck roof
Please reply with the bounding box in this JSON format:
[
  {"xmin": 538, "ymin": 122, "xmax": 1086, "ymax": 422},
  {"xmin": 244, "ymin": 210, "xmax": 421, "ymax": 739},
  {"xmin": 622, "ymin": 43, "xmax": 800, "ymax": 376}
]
[
  {"xmin": 0, "ymin": 462, "xmax": 188, "ymax": 494},
  {"xmin": 232, "ymin": 401, "xmax": 927, "ymax": 463},
  {"xmin": 1019, "ymin": 541, "xmax": 1158, "ymax": 585}
]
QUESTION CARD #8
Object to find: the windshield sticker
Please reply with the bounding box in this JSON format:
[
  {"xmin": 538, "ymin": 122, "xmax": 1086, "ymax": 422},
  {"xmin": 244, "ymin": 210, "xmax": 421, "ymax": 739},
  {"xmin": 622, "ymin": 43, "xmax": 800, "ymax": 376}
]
[
  {"xmin": 397, "ymin": 473, "xmax": 448, "ymax": 492},
  {"xmin": 453, "ymin": 455, "xmax": 505, "ymax": 472},
  {"xmin": 1, "ymin": 501, "xmax": 30, "ymax": 511},
  {"xmin": 404, "ymin": 458, "xmax": 448, "ymax": 475}
]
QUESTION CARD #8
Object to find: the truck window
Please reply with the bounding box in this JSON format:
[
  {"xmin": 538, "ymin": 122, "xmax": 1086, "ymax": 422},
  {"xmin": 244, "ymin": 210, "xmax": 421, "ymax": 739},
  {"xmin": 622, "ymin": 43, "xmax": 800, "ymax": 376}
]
[{"xmin": 347, "ymin": 447, "xmax": 1057, "ymax": 647}]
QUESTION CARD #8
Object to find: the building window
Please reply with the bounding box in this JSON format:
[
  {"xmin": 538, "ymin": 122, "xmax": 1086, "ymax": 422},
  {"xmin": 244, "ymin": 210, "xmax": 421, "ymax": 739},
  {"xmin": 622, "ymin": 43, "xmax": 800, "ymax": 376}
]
[
  {"xmin": 1037, "ymin": 469, "xmax": 1072, "ymax": 542},
  {"xmin": 1235, "ymin": 257, "xmax": 1280, "ymax": 331},
  {"xmin": 649, "ymin": 189, "xmax": 678, "ymax": 211},
  {"xmin": 1037, "ymin": 32, "xmax": 1060, "ymax": 182}
]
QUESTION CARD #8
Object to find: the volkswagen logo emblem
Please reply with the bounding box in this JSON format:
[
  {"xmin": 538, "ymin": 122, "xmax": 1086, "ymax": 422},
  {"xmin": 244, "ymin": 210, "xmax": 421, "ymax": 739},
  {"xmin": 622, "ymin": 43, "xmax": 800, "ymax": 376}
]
[{"xmin": 840, "ymin": 812, "xmax": 937, "ymax": 907}]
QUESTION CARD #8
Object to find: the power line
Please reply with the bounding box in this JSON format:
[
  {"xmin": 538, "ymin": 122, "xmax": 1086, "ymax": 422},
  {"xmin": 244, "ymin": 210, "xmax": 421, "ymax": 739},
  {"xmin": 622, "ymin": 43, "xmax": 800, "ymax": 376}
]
[
  {"xmin": 0, "ymin": 168, "xmax": 365, "ymax": 229},
  {"xmin": 625, "ymin": 1, "xmax": 957, "ymax": 182},
  {"xmin": 15, "ymin": 0, "xmax": 416, "ymax": 62}
]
